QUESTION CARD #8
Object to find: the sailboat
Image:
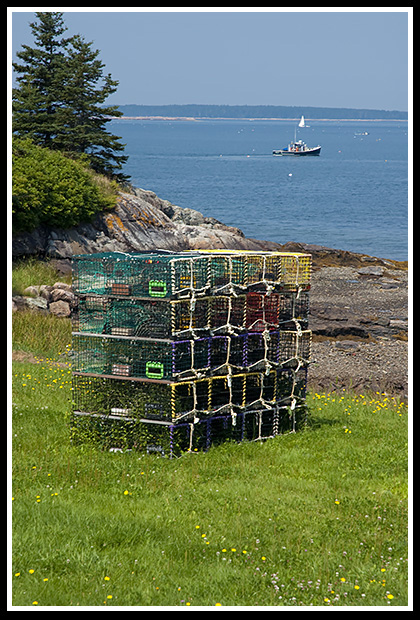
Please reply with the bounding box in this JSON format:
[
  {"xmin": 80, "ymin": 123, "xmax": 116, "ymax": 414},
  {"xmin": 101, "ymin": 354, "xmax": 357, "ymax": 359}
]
[
  {"xmin": 298, "ymin": 115, "xmax": 311, "ymax": 128},
  {"xmin": 273, "ymin": 115, "xmax": 321, "ymax": 156}
]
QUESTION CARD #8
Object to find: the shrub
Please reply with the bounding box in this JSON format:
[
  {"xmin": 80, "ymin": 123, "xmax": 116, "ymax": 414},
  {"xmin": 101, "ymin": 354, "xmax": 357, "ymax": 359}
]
[{"xmin": 12, "ymin": 137, "xmax": 118, "ymax": 234}]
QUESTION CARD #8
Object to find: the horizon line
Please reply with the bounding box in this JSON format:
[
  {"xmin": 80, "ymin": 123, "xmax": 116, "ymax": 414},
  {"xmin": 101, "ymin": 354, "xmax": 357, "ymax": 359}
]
[{"xmin": 115, "ymin": 103, "xmax": 408, "ymax": 115}]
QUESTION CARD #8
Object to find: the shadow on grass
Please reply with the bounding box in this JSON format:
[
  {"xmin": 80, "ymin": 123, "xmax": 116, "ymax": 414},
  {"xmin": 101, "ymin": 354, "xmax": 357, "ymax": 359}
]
[{"xmin": 304, "ymin": 413, "xmax": 342, "ymax": 431}]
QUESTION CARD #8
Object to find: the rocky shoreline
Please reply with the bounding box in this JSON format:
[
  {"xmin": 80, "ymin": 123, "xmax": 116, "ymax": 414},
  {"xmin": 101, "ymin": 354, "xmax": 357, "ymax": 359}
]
[
  {"xmin": 12, "ymin": 187, "xmax": 409, "ymax": 398},
  {"xmin": 309, "ymin": 265, "xmax": 408, "ymax": 397}
]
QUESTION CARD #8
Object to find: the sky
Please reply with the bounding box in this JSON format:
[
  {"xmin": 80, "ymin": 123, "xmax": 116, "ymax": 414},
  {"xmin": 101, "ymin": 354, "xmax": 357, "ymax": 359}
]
[{"xmin": 9, "ymin": 8, "xmax": 411, "ymax": 112}]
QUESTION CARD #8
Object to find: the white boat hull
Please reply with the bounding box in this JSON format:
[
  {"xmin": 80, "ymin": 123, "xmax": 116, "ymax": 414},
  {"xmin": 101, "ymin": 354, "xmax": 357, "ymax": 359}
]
[{"xmin": 273, "ymin": 145, "xmax": 321, "ymax": 156}]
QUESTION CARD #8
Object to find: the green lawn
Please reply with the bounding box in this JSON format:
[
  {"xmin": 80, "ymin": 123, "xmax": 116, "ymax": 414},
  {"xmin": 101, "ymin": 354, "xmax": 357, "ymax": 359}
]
[{"xmin": 11, "ymin": 344, "xmax": 409, "ymax": 607}]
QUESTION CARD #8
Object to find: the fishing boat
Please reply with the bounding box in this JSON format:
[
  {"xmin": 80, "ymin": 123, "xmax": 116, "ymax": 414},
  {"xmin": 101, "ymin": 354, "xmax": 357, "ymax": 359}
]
[
  {"xmin": 273, "ymin": 140, "xmax": 321, "ymax": 156},
  {"xmin": 273, "ymin": 115, "xmax": 321, "ymax": 156}
]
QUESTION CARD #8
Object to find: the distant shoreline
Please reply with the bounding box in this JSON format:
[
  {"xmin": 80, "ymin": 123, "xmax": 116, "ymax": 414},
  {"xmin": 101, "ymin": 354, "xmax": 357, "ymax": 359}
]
[
  {"xmin": 115, "ymin": 103, "xmax": 407, "ymax": 122},
  {"xmin": 112, "ymin": 116, "xmax": 408, "ymax": 122}
]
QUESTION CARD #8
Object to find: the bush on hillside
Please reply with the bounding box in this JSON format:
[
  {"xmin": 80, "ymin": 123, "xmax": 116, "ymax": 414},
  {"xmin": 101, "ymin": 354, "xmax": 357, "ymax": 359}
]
[{"xmin": 12, "ymin": 137, "xmax": 119, "ymax": 234}]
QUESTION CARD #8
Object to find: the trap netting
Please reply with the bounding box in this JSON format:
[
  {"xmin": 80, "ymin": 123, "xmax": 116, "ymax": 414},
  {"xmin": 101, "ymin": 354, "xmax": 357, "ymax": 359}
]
[
  {"xmin": 71, "ymin": 366, "xmax": 308, "ymax": 424},
  {"xmin": 71, "ymin": 329, "xmax": 311, "ymax": 381},
  {"xmin": 72, "ymin": 290, "xmax": 309, "ymax": 339},
  {"xmin": 71, "ymin": 405, "xmax": 308, "ymax": 457},
  {"xmin": 70, "ymin": 250, "xmax": 312, "ymax": 454},
  {"xmin": 72, "ymin": 250, "xmax": 311, "ymax": 298}
]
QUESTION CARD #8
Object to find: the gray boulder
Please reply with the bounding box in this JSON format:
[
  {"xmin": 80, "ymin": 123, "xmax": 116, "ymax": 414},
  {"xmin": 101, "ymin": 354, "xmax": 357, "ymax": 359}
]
[
  {"xmin": 49, "ymin": 300, "xmax": 71, "ymax": 318},
  {"xmin": 12, "ymin": 189, "xmax": 271, "ymax": 259}
]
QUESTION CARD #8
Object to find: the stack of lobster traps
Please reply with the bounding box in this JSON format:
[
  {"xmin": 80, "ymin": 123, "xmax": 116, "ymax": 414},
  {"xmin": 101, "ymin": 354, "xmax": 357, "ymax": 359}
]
[{"xmin": 70, "ymin": 249, "xmax": 312, "ymax": 456}]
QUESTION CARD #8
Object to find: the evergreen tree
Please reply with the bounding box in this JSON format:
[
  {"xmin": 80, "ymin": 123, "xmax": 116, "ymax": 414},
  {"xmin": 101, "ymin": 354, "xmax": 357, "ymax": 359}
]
[
  {"xmin": 56, "ymin": 34, "xmax": 128, "ymax": 180},
  {"xmin": 12, "ymin": 12, "xmax": 129, "ymax": 181},
  {"xmin": 12, "ymin": 12, "xmax": 70, "ymax": 147}
]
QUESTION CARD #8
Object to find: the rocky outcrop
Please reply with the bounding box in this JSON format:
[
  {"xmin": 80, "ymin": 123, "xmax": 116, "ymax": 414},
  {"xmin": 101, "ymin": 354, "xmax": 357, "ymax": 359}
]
[
  {"xmin": 270, "ymin": 241, "xmax": 407, "ymax": 271},
  {"xmin": 12, "ymin": 188, "xmax": 280, "ymax": 259},
  {"xmin": 12, "ymin": 186, "xmax": 407, "ymax": 272},
  {"xmin": 309, "ymin": 265, "xmax": 408, "ymax": 342}
]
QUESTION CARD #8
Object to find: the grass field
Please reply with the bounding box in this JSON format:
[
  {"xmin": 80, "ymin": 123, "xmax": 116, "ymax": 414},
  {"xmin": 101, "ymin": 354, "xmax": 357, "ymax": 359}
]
[{"xmin": 10, "ymin": 269, "xmax": 410, "ymax": 607}]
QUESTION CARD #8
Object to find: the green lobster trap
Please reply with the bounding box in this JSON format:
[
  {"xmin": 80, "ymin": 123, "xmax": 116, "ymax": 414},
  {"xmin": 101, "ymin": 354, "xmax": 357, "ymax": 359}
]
[
  {"xmin": 71, "ymin": 366, "xmax": 308, "ymax": 424},
  {"xmin": 73, "ymin": 293, "xmax": 246, "ymax": 339},
  {"xmin": 71, "ymin": 330, "xmax": 311, "ymax": 381},
  {"xmin": 73, "ymin": 290, "xmax": 309, "ymax": 339},
  {"xmin": 70, "ymin": 404, "xmax": 308, "ymax": 457},
  {"xmin": 72, "ymin": 251, "xmax": 206, "ymax": 298},
  {"xmin": 72, "ymin": 250, "xmax": 311, "ymax": 299}
]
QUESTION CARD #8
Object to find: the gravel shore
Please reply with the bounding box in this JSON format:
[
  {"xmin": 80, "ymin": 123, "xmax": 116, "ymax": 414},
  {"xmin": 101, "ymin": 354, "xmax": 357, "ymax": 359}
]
[{"xmin": 307, "ymin": 264, "xmax": 409, "ymax": 398}]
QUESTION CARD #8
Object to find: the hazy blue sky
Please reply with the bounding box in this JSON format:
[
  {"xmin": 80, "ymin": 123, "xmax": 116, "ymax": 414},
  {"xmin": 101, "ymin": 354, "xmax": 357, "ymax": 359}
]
[{"xmin": 9, "ymin": 8, "xmax": 411, "ymax": 112}]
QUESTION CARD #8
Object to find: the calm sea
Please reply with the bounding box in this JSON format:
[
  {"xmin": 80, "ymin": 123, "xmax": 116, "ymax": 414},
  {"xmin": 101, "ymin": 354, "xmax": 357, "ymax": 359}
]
[{"xmin": 110, "ymin": 118, "xmax": 409, "ymax": 261}]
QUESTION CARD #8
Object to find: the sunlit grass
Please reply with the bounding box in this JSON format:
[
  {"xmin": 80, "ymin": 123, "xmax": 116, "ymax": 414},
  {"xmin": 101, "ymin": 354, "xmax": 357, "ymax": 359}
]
[
  {"xmin": 12, "ymin": 257, "xmax": 72, "ymax": 297},
  {"xmin": 11, "ymin": 355, "xmax": 409, "ymax": 607},
  {"xmin": 12, "ymin": 311, "xmax": 72, "ymax": 360}
]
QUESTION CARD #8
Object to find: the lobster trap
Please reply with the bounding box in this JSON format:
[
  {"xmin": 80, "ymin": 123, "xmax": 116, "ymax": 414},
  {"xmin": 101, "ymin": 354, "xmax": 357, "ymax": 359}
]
[
  {"xmin": 72, "ymin": 250, "xmax": 311, "ymax": 298},
  {"xmin": 71, "ymin": 330, "xmax": 311, "ymax": 381},
  {"xmin": 71, "ymin": 250, "xmax": 312, "ymax": 454},
  {"xmin": 71, "ymin": 366, "xmax": 308, "ymax": 424},
  {"xmin": 70, "ymin": 404, "xmax": 308, "ymax": 457},
  {"xmin": 73, "ymin": 293, "xmax": 247, "ymax": 339},
  {"xmin": 73, "ymin": 290, "xmax": 309, "ymax": 339},
  {"xmin": 194, "ymin": 249, "xmax": 312, "ymax": 294}
]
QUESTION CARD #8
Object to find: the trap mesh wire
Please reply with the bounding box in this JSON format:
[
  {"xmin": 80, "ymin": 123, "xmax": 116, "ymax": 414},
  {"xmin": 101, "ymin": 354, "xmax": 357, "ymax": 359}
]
[
  {"xmin": 72, "ymin": 250, "xmax": 311, "ymax": 298},
  {"xmin": 71, "ymin": 250, "xmax": 312, "ymax": 453},
  {"xmin": 71, "ymin": 405, "xmax": 308, "ymax": 457},
  {"xmin": 72, "ymin": 366, "xmax": 308, "ymax": 424},
  {"xmin": 73, "ymin": 291, "xmax": 309, "ymax": 339},
  {"xmin": 71, "ymin": 330, "xmax": 311, "ymax": 381}
]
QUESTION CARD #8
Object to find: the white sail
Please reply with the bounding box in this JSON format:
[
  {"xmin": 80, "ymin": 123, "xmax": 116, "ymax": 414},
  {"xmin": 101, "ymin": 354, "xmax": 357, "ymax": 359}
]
[{"xmin": 298, "ymin": 115, "xmax": 305, "ymax": 128}]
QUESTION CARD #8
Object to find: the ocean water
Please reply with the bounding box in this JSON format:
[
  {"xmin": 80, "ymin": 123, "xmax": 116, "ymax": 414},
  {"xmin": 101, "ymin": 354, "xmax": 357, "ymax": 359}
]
[{"xmin": 111, "ymin": 118, "xmax": 409, "ymax": 261}]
